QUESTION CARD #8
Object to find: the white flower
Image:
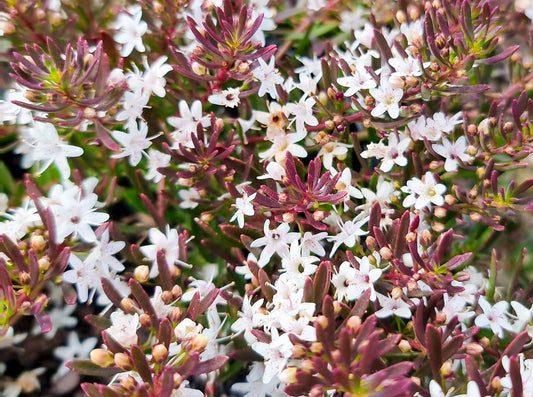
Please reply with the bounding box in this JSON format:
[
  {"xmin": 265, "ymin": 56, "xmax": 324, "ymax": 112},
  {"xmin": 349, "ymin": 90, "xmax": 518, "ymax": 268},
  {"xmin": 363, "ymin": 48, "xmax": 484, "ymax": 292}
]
[
  {"xmin": 401, "ymin": 171, "xmax": 446, "ymax": 210},
  {"xmin": 145, "ymin": 149, "xmax": 171, "ymax": 182},
  {"xmin": 168, "ymin": 100, "xmax": 210, "ymax": 144},
  {"xmin": 375, "ymin": 293, "xmax": 412, "ymax": 318},
  {"xmin": 232, "ymin": 362, "xmax": 281, "ymax": 397},
  {"xmin": 285, "ymin": 96, "xmax": 318, "ymax": 134},
  {"xmin": 174, "ymin": 318, "xmax": 203, "ymax": 341},
  {"xmin": 171, "ymin": 380, "xmax": 204, "ymax": 397},
  {"xmin": 140, "ymin": 225, "xmax": 189, "ymax": 278},
  {"xmin": 53, "ymin": 332, "xmax": 97, "ymax": 380},
  {"xmin": 474, "ymin": 296, "xmax": 513, "ymax": 337},
  {"xmin": 388, "ymin": 53, "xmax": 426, "ymax": 78},
  {"xmin": 230, "ymin": 192, "xmax": 256, "ymax": 228},
  {"xmin": 52, "ymin": 190, "xmax": 109, "ymax": 243},
  {"xmin": 300, "ymin": 231, "xmax": 328, "ymax": 257},
  {"xmin": 1, "ymin": 367, "xmax": 46, "ymax": 397},
  {"xmin": 18, "ymin": 122, "xmax": 83, "ymax": 179},
  {"xmin": 113, "ymin": 5, "xmax": 147, "ymax": 57},
  {"xmin": 208, "ymin": 87, "xmax": 241, "ymax": 108},
  {"xmin": 127, "ymin": 56, "xmax": 173, "ymax": 98},
  {"xmin": 500, "ymin": 354, "xmax": 533, "ymax": 397},
  {"xmin": 250, "ymin": 220, "xmax": 300, "ymax": 266},
  {"xmin": 231, "ymin": 295, "xmax": 265, "ymax": 343},
  {"xmin": 280, "ymin": 240, "xmax": 320, "ymax": 279},
  {"xmin": 63, "ymin": 254, "xmax": 100, "ymax": 303},
  {"xmin": 252, "ymin": 328, "xmax": 293, "ymax": 383},
  {"xmin": 432, "ymin": 136, "xmax": 474, "ymax": 172},
  {"xmin": 337, "ymin": 66, "xmax": 377, "ymax": 97},
  {"xmin": 106, "ymin": 310, "xmax": 140, "ymax": 347},
  {"xmin": 253, "ymin": 101, "xmax": 288, "ymax": 139},
  {"xmin": 361, "ymin": 133, "xmax": 411, "ymax": 172},
  {"xmin": 369, "ymin": 77, "xmax": 404, "ymax": 119},
  {"xmin": 86, "ymin": 228, "xmax": 125, "ymax": 275},
  {"xmin": 317, "ymin": 141, "xmax": 352, "ymax": 171},
  {"xmin": 257, "ymin": 161, "xmax": 287, "ymax": 181},
  {"xmin": 259, "ymin": 130, "xmax": 308, "ymax": 162},
  {"xmin": 112, "ymin": 121, "xmax": 156, "ymax": 166},
  {"xmin": 510, "ymin": 301, "xmax": 533, "ymax": 332},
  {"xmin": 253, "ymin": 56, "xmax": 284, "ymax": 99},
  {"xmin": 328, "ymin": 216, "xmax": 368, "ymax": 257},
  {"xmin": 150, "ymin": 286, "xmax": 175, "ymax": 319},
  {"xmin": 178, "ymin": 188, "xmax": 201, "ymax": 209},
  {"xmin": 115, "ymin": 89, "xmax": 150, "ymax": 123},
  {"xmin": 331, "ymin": 256, "xmax": 381, "ymax": 301},
  {"xmin": 3, "ymin": 199, "xmax": 41, "ymax": 239}
]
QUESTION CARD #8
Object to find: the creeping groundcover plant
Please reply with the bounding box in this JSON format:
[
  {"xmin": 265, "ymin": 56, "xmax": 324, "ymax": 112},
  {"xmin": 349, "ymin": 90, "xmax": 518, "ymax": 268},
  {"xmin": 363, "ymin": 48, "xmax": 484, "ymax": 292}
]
[{"xmin": 3, "ymin": 0, "xmax": 533, "ymax": 396}]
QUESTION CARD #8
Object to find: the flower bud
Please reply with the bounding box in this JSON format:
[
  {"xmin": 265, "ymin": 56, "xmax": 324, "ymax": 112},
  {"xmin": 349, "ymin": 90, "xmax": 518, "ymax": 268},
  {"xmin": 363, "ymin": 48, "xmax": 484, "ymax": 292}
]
[
  {"xmin": 491, "ymin": 376, "xmax": 502, "ymax": 391},
  {"xmin": 172, "ymin": 285, "xmax": 182, "ymax": 300},
  {"xmin": 398, "ymin": 339, "xmax": 411, "ymax": 352},
  {"xmin": 114, "ymin": 352, "xmax": 132, "ymax": 370},
  {"xmin": 237, "ymin": 61, "xmax": 249, "ymax": 74},
  {"xmin": 134, "ymin": 265, "xmax": 150, "ymax": 283},
  {"xmin": 470, "ymin": 212, "xmax": 482, "ymax": 222},
  {"xmin": 19, "ymin": 272, "xmax": 30, "ymax": 285},
  {"xmin": 391, "ymin": 287, "xmax": 403, "ymax": 300},
  {"xmin": 379, "ymin": 246, "xmax": 393, "ymax": 260},
  {"xmin": 0, "ymin": 20, "xmax": 15, "ymax": 35},
  {"xmin": 444, "ymin": 194, "xmax": 456, "ymax": 205},
  {"xmin": 30, "ymin": 235, "xmax": 46, "ymax": 252},
  {"xmin": 292, "ymin": 344, "xmax": 307, "ymax": 359},
  {"xmin": 316, "ymin": 315, "xmax": 328, "ymax": 329},
  {"xmin": 83, "ymin": 107, "xmax": 96, "ymax": 119},
  {"xmin": 432, "ymin": 222, "xmax": 445, "ymax": 233},
  {"xmin": 396, "ymin": 10, "xmax": 407, "ymax": 23},
  {"xmin": 440, "ymin": 361, "xmax": 453, "ymax": 377},
  {"xmin": 466, "ymin": 343, "xmax": 484, "ymax": 355},
  {"xmin": 152, "ymin": 344, "xmax": 168, "ymax": 363},
  {"xmin": 333, "ymin": 300, "xmax": 342, "ymax": 315},
  {"xmin": 420, "ymin": 229, "xmax": 432, "ymax": 247},
  {"xmin": 310, "ymin": 342, "xmax": 323, "ymax": 355},
  {"xmin": 347, "ymin": 316, "xmax": 361, "ymax": 332},
  {"xmin": 279, "ymin": 367, "xmax": 297, "ymax": 384},
  {"xmin": 139, "ymin": 313, "xmax": 152, "ymax": 327},
  {"xmin": 405, "ymin": 75, "xmax": 418, "ymax": 87},
  {"xmin": 187, "ymin": 334, "xmax": 208, "ymax": 352},
  {"xmin": 161, "ymin": 290, "xmax": 173, "ymax": 304},
  {"xmin": 434, "ymin": 207, "xmax": 447, "ymax": 218},
  {"xmin": 191, "ymin": 62, "xmax": 206, "ymax": 75},
  {"xmin": 282, "ymin": 212, "xmax": 295, "ymax": 223},
  {"xmin": 170, "ymin": 307, "xmax": 183, "ymax": 322},
  {"xmin": 38, "ymin": 257, "xmax": 51, "ymax": 272},
  {"xmin": 173, "ymin": 373, "xmax": 184, "ymax": 388},
  {"xmin": 405, "ymin": 232, "xmax": 417, "ymax": 243},
  {"xmin": 301, "ymin": 359, "xmax": 314, "ymax": 373},
  {"xmin": 90, "ymin": 348, "xmax": 114, "ymax": 367},
  {"xmin": 313, "ymin": 210, "xmax": 327, "ymax": 222},
  {"xmin": 314, "ymin": 131, "xmax": 329, "ymax": 144},
  {"xmin": 310, "ymin": 385, "xmax": 325, "ymax": 397},
  {"xmin": 201, "ymin": 213, "xmax": 213, "ymax": 223},
  {"xmin": 455, "ymin": 271, "xmax": 470, "ymax": 282},
  {"xmin": 121, "ymin": 297, "xmax": 138, "ymax": 314},
  {"xmin": 435, "ymin": 311, "xmax": 447, "ymax": 324},
  {"xmin": 366, "ymin": 236, "xmax": 377, "ymax": 249},
  {"xmin": 389, "ymin": 75, "xmax": 405, "ymax": 89}
]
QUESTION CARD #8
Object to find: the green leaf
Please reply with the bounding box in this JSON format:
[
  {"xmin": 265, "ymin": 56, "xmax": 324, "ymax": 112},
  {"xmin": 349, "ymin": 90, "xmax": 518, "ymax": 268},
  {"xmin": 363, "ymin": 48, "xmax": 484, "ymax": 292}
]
[
  {"xmin": 0, "ymin": 162, "xmax": 15, "ymax": 194},
  {"xmin": 67, "ymin": 360, "xmax": 122, "ymax": 377}
]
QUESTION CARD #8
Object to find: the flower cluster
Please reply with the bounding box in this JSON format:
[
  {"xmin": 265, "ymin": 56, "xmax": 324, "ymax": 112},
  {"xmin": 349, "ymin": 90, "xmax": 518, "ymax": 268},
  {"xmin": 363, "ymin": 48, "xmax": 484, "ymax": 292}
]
[{"xmin": 1, "ymin": 0, "xmax": 533, "ymax": 396}]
